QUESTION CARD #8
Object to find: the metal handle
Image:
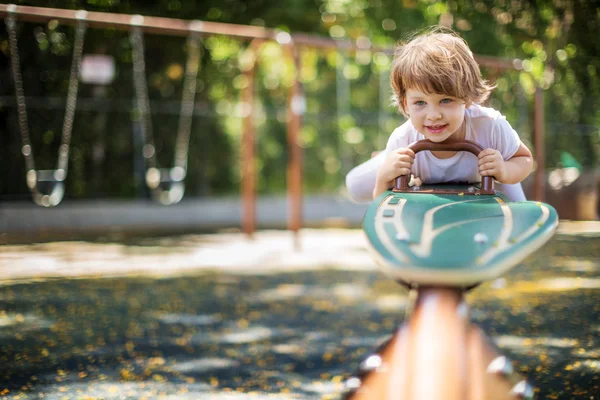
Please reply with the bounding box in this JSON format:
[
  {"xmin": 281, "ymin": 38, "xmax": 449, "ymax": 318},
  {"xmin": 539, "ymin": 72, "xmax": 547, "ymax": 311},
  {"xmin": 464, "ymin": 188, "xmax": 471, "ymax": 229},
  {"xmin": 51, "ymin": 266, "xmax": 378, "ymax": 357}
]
[{"xmin": 393, "ymin": 139, "xmax": 495, "ymax": 194}]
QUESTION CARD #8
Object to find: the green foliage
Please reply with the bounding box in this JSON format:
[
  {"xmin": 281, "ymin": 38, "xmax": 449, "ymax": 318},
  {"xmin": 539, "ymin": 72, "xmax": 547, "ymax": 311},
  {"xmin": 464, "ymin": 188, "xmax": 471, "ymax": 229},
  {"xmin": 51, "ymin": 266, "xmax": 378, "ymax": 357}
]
[{"xmin": 1, "ymin": 0, "xmax": 598, "ymax": 200}]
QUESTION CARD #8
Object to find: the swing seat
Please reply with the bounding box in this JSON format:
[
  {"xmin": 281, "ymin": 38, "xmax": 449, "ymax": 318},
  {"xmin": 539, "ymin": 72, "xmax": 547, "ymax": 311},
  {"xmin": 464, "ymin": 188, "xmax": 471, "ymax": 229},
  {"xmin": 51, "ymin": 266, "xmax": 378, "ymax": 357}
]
[
  {"xmin": 29, "ymin": 169, "xmax": 66, "ymax": 207},
  {"xmin": 145, "ymin": 167, "xmax": 186, "ymax": 205},
  {"xmin": 363, "ymin": 183, "xmax": 558, "ymax": 286}
]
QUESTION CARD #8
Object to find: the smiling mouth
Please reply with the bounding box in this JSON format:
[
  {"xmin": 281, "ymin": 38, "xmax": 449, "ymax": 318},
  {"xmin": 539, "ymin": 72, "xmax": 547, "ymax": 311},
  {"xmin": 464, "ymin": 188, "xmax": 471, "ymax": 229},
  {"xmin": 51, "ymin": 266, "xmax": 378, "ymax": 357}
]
[{"xmin": 426, "ymin": 124, "xmax": 448, "ymax": 132}]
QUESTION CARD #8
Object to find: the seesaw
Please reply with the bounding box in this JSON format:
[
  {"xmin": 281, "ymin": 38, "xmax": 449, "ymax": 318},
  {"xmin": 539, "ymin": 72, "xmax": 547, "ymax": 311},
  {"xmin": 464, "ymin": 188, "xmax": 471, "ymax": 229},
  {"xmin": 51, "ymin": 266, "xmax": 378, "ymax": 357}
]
[{"xmin": 343, "ymin": 139, "xmax": 558, "ymax": 400}]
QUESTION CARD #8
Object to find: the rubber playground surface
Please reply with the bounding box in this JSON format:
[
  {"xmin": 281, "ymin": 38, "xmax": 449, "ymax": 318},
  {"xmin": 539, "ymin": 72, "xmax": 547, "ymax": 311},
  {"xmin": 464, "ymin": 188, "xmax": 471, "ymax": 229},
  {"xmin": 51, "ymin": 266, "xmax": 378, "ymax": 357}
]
[{"xmin": 0, "ymin": 224, "xmax": 599, "ymax": 399}]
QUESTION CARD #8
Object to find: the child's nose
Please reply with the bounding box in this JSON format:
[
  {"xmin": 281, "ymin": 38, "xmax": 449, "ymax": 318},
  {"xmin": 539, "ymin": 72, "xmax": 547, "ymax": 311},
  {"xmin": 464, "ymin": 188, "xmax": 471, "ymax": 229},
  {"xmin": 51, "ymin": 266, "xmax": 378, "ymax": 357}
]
[{"xmin": 428, "ymin": 110, "xmax": 442, "ymax": 120}]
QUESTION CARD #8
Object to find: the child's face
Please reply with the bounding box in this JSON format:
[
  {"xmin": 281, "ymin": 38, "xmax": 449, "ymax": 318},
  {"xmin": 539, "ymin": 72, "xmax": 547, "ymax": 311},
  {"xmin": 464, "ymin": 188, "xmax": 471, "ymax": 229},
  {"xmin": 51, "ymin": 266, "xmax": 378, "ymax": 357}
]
[{"xmin": 404, "ymin": 89, "xmax": 469, "ymax": 143}]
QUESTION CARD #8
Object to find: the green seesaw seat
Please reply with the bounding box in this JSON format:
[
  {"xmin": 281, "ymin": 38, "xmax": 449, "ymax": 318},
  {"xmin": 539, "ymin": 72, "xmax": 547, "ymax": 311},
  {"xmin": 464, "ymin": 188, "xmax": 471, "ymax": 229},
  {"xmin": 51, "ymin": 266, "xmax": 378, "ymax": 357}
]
[{"xmin": 363, "ymin": 139, "xmax": 558, "ymax": 287}]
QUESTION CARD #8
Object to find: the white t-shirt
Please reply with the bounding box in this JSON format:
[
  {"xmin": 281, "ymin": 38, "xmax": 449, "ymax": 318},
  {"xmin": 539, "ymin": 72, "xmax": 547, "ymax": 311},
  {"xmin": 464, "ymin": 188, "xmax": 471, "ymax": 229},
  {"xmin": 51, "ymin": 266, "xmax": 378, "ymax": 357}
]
[{"xmin": 346, "ymin": 104, "xmax": 527, "ymax": 202}]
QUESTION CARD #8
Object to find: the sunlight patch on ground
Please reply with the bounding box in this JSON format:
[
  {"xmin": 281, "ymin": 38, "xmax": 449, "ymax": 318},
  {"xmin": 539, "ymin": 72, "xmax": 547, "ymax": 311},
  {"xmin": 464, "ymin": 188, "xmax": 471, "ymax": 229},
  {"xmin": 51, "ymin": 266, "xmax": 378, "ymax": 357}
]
[
  {"xmin": 13, "ymin": 382, "xmax": 215, "ymax": 400},
  {"xmin": 580, "ymin": 360, "xmax": 600, "ymax": 371},
  {"xmin": 300, "ymin": 379, "xmax": 343, "ymax": 395},
  {"xmin": 0, "ymin": 230, "xmax": 378, "ymax": 281},
  {"xmin": 191, "ymin": 326, "xmax": 296, "ymax": 345},
  {"xmin": 502, "ymin": 277, "xmax": 600, "ymax": 294},
  {"xmin": 200, "ymin": 395, "xmax": 304, "ymax": 400},
  {"xmin": 153, "ymin": 313, "xmax": 222, "ymax": 326},
  {"xmin": 202, "ymin": 395, "xmax": 304, "ymax": 400},
  {"xmin": 332, "ymin": 283, "xmax": 369, "ymax": 299},
  {"xmin": 188, "ymin": 230, "xmax": 375, "ymax": 273},
  {"xmin": 572, "ymin": 346, "xmax": 600, "ymax": 358},
  {"xmin": 170, "ymin": 358, "xmax": 240, "ymax": 374},
  {"xmin": 494, "ymin": 335, "xmax": 579, "ymax": 350},
  {"xmin": 551, "ymin": 256, "xmax": 600, "ymax": 272},
  {"xmin": 254, "ymin": 284, "xmax": 316, "ymax": 302},
  {"xmin": 253, "ymin": 283, "xmax": 368, "ymax": 303},
  {"xmin": 556, "ymin": 221, "xmax": 600, "ymax": 236},
  {"xmin": 303, "ymin": 331, "xmax": 334, "ymax": 342},
  {"xmin": 252, "ymin": 370, "xmax": 342, "ymax": 398},
  {"xmin": 270, "ymin": 331, "xmax": 345, "ymax": 359},
  {"xmin": 0, "ymin": 313, "xmax": 54, "ymax": 333},
  {"xmin": 372, "ymin": 294, "xmax": 409, "ymax": 311},
  {"xmin": 561, "ymin": 359, "xmax": 600, "ymax": 373},
  {"xmin": 536, "ymin": 277, "xmax": 600, "ymax": 291},
  {"xmin": 272, "ymin": 343, "xmax": 306, "ymax": 355},
  {"xmin": 340, "ymin": 336, "xmax": 385, "ymax": 347},
  {"xmin": 273, "ymin": 331, "xmax": 336, "ymax": 355}
]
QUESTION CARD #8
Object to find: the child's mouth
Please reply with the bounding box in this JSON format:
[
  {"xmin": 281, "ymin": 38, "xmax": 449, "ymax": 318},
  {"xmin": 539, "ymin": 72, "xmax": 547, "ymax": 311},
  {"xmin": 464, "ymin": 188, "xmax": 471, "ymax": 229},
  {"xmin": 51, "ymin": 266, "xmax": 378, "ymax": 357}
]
[{"xmin": 426, "ymin": 124, "xmax": 448, "ymax": 133}]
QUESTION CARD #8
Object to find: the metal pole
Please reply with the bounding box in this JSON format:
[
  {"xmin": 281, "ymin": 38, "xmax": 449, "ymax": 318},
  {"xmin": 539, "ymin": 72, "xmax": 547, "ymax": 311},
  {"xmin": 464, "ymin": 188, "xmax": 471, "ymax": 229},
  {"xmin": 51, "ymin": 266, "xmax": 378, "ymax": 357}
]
[
  {"xmin": 241, "ymin": 41, "xmax": 261, "ymax": 238},
  {"xmin": 534, "ymin": 86, "xmax": 545, "ymax": 202},
  {"xmin": 285, "ymin": 43, "xmax": 304, "ymax": 250}
]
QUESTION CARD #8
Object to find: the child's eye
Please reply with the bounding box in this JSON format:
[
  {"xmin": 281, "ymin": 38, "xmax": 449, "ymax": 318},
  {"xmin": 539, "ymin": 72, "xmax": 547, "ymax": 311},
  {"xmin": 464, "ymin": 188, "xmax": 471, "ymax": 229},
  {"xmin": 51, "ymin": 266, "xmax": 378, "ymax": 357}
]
[
  {"xmin": 414, "ymin": 100, "xmax": 426, "ymax": 106},
  {"xmin": 440, "ymin": 98, "xmax": 453, "ymax": 104}
]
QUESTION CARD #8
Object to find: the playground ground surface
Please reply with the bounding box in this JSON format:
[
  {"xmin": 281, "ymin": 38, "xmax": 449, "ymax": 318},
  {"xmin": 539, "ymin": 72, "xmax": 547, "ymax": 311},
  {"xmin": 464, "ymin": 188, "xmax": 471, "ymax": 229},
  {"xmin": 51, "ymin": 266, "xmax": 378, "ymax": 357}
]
[{"xmin": 0, "ymin": 221, "xmax": 599, "ymax": 399}]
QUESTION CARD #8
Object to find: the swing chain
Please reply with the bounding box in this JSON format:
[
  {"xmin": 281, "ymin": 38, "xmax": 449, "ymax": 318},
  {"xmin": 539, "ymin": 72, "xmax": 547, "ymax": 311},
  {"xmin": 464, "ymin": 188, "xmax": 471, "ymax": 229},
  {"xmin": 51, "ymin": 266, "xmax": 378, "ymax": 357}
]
[
  {"xmin": 129, "ymin": 23, "xmax": 201, "ymax": 186},
  {"xmin": 5, "ymin": 12, "xmax": 34, "ymax": 173},
  {"xmin": 58, "ymin": 14, "xmax": 87, "ymax": 174},
  {"xmin": 174, "ymin": 31, "xmax": 202, "ymax": 174},
  {"xmin": 5, "ymin": 9, "xmax": 87, "ymax": 186},
  {"xmin": 130, "ymin": 24, "xmax": 157, "ymax": 169}
]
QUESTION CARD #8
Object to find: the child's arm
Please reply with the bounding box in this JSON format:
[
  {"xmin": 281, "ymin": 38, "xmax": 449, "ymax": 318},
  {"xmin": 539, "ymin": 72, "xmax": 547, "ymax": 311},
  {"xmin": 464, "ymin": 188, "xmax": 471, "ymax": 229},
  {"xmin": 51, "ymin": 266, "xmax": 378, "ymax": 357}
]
[
  {"xmin": 345, "ymin": 152, "xmax": 386, "ymax": 203},
  {"xmin": 373, "ymin": 148, "xmax": 415, "ymax": 198},
  {"xmin": 478, "ymin": 142, "xmax": 533, "ymax": 184}
]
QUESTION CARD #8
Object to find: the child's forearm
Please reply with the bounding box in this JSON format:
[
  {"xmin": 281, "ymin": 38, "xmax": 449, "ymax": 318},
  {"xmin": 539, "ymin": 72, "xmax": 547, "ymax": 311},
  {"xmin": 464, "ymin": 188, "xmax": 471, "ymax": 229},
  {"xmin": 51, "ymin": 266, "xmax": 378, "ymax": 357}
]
[
  {"xmin": 373, "ymin": 180, "xmax": 391, "ymax": 199},
  {"xmin": 500, "ymin": 156, "xmax": 533, "ymax": 184}
]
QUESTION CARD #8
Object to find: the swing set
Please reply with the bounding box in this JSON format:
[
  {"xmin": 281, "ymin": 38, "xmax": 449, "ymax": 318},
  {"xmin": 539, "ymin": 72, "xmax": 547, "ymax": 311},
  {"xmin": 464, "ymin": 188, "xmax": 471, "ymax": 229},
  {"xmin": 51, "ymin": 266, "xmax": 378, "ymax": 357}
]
[{"xmin": 0, "ymin": 4, "xmax": 547, "ymax": 234}]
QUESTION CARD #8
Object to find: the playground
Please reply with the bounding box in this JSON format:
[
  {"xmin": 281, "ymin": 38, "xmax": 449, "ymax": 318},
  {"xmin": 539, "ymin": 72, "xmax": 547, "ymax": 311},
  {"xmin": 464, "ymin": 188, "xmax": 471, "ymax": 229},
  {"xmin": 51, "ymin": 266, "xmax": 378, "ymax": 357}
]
[{"xmin": 1, "ymin": 2, "xmax": 600, "ymax": 399}]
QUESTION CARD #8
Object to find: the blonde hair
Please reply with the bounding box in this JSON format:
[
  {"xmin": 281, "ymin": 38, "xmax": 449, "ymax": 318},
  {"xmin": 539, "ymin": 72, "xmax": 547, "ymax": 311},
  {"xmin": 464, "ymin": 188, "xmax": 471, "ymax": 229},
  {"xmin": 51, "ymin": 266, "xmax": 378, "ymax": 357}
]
[{"xmin": 390, "ymin": 27, "xmax": 495, "ymax": 116}]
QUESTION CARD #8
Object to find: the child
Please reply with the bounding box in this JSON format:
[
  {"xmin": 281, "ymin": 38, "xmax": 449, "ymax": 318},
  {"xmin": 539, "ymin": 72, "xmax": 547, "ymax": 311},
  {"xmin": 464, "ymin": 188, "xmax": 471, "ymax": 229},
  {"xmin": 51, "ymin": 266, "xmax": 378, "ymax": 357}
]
[{"xmin": 346, "ymin": 27, "xmax": 532, "ymax": 202}]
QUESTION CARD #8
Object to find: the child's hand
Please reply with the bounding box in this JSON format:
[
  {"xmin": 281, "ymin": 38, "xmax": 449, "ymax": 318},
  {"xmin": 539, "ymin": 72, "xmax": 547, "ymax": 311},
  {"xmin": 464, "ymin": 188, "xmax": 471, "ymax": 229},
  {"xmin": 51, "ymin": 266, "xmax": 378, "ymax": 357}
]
[
  {"xmin": 373, "ymin": 148, "xmax": 415, "ymax": 197},
  {"xmin": 478, "ymin": 149, "xmax": 507, "ymax": 182}
]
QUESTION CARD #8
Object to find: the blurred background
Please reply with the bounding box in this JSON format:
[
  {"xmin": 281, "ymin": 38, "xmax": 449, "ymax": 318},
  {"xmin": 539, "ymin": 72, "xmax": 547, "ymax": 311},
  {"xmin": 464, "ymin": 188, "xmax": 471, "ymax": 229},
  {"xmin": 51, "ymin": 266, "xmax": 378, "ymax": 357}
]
[
  {"xmin": 1, "ymin": 2, "xmax": 599, "ymax": 399},
  {"xmin": 0, "ymin": 0, "xmax": 599, "ymax": 241}
]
